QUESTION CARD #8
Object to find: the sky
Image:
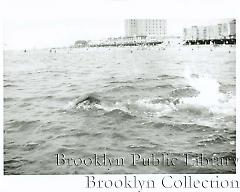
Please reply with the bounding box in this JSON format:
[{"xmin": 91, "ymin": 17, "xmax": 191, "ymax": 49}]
[{"xmin": 2, "ymin": 0, "xmax": 238, "ymax": 49}]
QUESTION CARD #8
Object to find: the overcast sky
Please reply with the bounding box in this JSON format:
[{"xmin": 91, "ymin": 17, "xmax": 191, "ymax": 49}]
[{"xmin": 2, "ymin": 0, "xmax": 237, "ymax": 49}]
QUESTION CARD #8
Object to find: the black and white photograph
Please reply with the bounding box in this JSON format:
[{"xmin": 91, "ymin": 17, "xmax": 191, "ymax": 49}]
[
  {"xmin": 2, "ymin": 0, "xmax": 240, "ymax": 191},
  {"xmin": 3, "ymin": 16, "xmax": 236, "ymax": 175}
]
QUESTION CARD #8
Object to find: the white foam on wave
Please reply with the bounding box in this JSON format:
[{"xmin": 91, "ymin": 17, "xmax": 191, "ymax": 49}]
[
  {"xmin": 96, "ymin": 101, "xmax": 131, "ymax": 113},
  {"xmin": 135, "ymin": 98, "xmax": 177, "ymax": 116},
  {"xmin": 182, "ymin": 67, "xmax": 235, "ymax": 115},
  {"xmin": 64, "ymin": 98, "xmax": 100, "ymax": 111},
  {"xmin": 65, "ymin": 99, "xmax": 77, "ymax": 110}
]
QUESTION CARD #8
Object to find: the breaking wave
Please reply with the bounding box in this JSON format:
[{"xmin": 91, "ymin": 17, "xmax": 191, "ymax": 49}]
[{"xmin": 179, "ymin": 67, "xmax": 235, "ymax": 115}]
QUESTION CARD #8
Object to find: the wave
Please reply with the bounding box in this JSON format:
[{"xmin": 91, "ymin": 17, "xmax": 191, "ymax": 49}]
[
  {"xmin": 179, "ymin": 67, "xmax": 236, "ymax": 115},
  {"xmin": 219, "ymin": 83, "xmax": 235, "ymax": 93},
  {"xmin": 108, "ymin": 85, "xmax": 136, "ymax": 92},
  {"xmin": 157, "ymin": 74, "xmax": 184, "ymax": 80},
  {"xmin": 104, "ymin": 109, "xmax": 135, "ymax": 119},
  {"xmin": 133, "ymin": 97, "xmax": 179, "ymax": 117},
  {"xmin": 66, "ymin": 94, "xmax": 133, "ymax": 115},
  {"xmin": 4, "ymin": 79, "xmax": 15, "ymax": 83},
  {"xmin": 111, "ymin": 132, "xmax": 127, "ymax": 139},
  {"xmin": 22, "ymin": 95, "xmax": 54, "ymax": 101},
  {"xmin": 4, "ymin": 97, "xmax": 15, "ymax": 102},
  {"xmin": 65, "ymin": 93, "xmax": 198, "ymax": 119},
  {"xmin": 156, "ymin": 84, "xmax": 175, "ymax": 89},
  {"xmin": 4, "ymin": 84, "xmax": 17, "ymax": 88},
  {"xmin": 198, "ymin": 134, "xmax": 230, "ymax": 145},
  {"xmin": 65, "ymin": 94, "xmax": 101, "ymax": 110},
  {"xmin": 170, "ymin": 87, "xmax": 199, "ymax": 98},
  {"xmin": 23, "ymin": 142, "xmax": 40, "ymax": 151},
  {"xmin": 134, "ymin": 89, "xmax": 235, "ymax": 117},
  {"xmin": 153, "ymin": 122, "xmax": 214, "ymax": 132},
  {"xmin": 109, "ymin": 80, "xmax": 134, "ymax": 84},
  {"xmin": 5, "ymin": 120, "xmax": 40, "ymax": 132},
  {"xmin": 65, "ymin": 75, "xmax": 235, "ymax": 120}
]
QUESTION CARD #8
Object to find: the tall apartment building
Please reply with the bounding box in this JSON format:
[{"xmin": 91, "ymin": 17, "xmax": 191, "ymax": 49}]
[
  {"xmin": 229, "ymin": 19, "xmax": 236, "ymax": 37},
  {"xmin": 125, "ymin": 19, "xmax": 167, "ymax": 37},
  {"xmin": 183, "ymin": 19, "xmax": 236, "ymax": 41}
]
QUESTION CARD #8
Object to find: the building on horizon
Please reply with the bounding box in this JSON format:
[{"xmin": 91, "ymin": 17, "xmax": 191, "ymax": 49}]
[
  {"xmin": 74, "ymin": 40, "xmax": 88, "ymax": 47},
  {"xmin": 183, "ymin": 19, "xmax": 236, "ymax": 41},
  {"xmin": 125, "ymin": 19, "xmax": 167, "ymax": 38}
]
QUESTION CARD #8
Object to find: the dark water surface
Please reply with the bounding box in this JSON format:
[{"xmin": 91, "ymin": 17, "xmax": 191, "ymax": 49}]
[{"xmin": 4, "ymin": 45, "xmax": 236, "ymax": 174}]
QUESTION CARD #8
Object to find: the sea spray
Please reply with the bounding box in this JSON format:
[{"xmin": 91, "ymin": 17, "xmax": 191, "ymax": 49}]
[{"xmin": 182, "ymin": 67, "xmax": 235, "ymax": 115}]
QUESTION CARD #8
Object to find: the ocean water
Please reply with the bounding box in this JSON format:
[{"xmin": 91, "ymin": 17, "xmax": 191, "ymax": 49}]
[{"xmin": 4, "ymin": 45, "xmax": 236, "ymax": 174}]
